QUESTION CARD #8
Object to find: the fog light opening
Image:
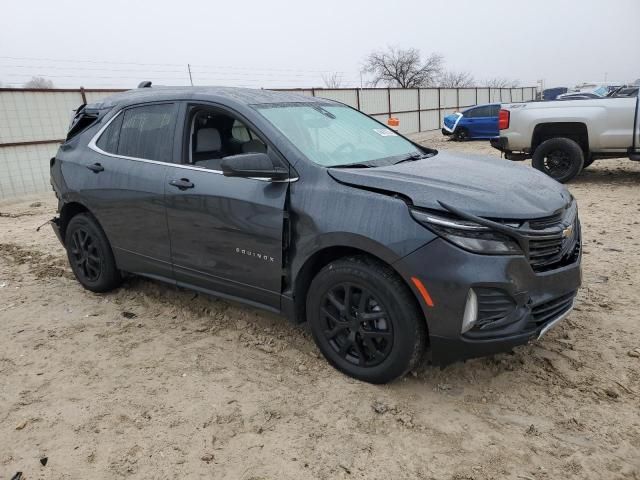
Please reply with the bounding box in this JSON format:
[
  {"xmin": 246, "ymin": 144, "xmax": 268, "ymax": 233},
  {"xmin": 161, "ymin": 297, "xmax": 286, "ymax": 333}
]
[{"xmin": 461, "ymin": 289, "xmax": 478, "ymax": 333}]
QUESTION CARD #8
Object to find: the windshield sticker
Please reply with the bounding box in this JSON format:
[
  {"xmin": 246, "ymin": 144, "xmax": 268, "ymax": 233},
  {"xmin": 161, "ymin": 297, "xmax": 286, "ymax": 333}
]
[{"xmin": 374, "ymin": 129, "xmax": 398, "ymax": 137}]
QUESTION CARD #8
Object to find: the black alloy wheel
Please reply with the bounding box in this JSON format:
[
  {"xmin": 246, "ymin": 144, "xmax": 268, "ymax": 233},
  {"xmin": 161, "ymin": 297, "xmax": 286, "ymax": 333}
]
[
  {"xmin": 320, "ymin": 283, "xmax": 393, "ymax": 367},
  {"xmin": 307, "ymin": 256, "xmax": 426, "ymax": 384},
  {"xmin": 65, "ymin": 213, "xmax": 122, "ymax": 292},
  {"xmin": 69, "ymin": 227, "xmax": 102, "ymax": 282},
  {"xmin": 542, "ymin": 149, "xmax": 573, "ymax": 179}
]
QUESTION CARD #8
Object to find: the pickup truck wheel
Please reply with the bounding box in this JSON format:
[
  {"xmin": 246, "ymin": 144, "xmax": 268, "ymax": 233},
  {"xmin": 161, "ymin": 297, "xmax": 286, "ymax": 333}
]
[
  {"xmin": 532, "ymin": 138, "xmax": 584, "ymax": 183},
  {"xmin": 306, "ymin": 256, "xmax": 426, "ymax": 384},
  {"xmin": 65, "ymin": 213, "xmax": 122, "ymax": 293}
]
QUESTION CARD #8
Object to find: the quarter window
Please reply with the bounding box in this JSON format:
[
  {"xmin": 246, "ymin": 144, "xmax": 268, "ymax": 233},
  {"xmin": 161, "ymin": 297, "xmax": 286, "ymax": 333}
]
[
  {"xmin": 115, "ymin": 104, "xmax": 176, "ymax": 162},
  {"xmin": 96, "ymin": 113, "xmax": 123, "ymax": 154}
]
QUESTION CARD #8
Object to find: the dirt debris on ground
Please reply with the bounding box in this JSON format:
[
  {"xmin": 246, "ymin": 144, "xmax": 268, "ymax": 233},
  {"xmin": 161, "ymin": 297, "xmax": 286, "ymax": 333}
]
[{"xmin": 0, "ymin": 131, "xmax": 639, "ymax": 479}]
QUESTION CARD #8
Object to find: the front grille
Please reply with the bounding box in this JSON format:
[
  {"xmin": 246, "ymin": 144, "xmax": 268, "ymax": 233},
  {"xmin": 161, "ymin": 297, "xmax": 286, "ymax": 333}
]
[
  {"xmin": 529, "ymin": 212, "xmax": 564, "ymax": 230},
  {"xmin": 524, "ymin": 203, "xmax": 580, "ymax": 273},
  {"xmin": 529, "ymin": 291, "xmax": 576, "ymax": 328}
]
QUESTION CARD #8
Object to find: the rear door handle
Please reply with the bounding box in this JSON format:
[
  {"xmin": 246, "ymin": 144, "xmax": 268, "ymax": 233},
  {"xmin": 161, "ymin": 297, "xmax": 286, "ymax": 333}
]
[
  {"xmin": 86, "ymin": 162, "xmax": 104, "ymax": 173},
  {"xmin": 169, "ymin": 178, "xmax": 195, "ymax": 190}
]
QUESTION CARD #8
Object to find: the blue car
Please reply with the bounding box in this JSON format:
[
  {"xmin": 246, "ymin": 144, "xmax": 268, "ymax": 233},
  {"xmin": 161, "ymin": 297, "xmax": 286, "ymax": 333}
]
[{"xmin": 442, "ymin": 103, "xmax": 500, "ymax": 140}]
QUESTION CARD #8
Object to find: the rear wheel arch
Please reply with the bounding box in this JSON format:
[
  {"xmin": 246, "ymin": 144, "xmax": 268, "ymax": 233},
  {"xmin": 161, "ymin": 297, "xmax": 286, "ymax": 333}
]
[
  {"xmin": 531, "ymin": 122, "xmax": 589, "ymax": 155},
  {"xmin": 59, "ymin": 202, "xmax": 92, "ymax": 240}
]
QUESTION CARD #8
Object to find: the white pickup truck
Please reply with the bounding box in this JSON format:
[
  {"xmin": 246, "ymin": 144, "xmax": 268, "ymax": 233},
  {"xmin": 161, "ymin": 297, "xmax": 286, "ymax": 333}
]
[{"xmin": 491, "ymin": 96, "xmax": 640, "ymax": 182}]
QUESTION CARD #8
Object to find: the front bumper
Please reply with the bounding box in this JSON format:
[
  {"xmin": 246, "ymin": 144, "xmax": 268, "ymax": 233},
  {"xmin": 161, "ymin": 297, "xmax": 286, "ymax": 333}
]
[
  {"xmin": 441, "ymin": 128, "xmax": 453, "ymax": 136},
  {"xmin": 394, "ymin": 237, "xmax": 582, "ymax": 367}
]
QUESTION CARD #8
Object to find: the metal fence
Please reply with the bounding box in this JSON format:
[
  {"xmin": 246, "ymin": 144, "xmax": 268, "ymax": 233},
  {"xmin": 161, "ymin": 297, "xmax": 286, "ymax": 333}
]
[{"xmin": 0, "ymin": 86, "xmax": 536, "ymax": 199}]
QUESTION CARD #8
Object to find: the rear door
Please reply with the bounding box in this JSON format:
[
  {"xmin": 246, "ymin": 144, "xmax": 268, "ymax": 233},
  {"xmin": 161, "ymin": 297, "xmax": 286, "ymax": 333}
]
[
  {"xmin": 84, "ymin": 102, "xmax": 178, "ymax": 279},
  {"xmin": 471, "ymin": 105, "xmax": 498, "ymax": 138},
  {"xmin": 164, "ymin": 103, "xmax": 289, "ymax": 310}
]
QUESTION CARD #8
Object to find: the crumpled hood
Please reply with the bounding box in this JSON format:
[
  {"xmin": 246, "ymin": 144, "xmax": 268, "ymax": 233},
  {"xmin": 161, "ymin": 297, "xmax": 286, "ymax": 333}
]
[{"xmin": 328, "ymin": 151, "xmax": 572, "ymax": 219}]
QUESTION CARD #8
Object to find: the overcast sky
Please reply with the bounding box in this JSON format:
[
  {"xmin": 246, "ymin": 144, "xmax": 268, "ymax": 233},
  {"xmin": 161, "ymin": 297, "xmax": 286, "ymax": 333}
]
[{"xmin": 1, "ymin": 0, "xmax": 638, "ymax": 89}]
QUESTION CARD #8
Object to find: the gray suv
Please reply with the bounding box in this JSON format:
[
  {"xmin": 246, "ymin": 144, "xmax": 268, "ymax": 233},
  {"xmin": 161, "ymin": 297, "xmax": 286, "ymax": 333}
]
[{"xmin": 50, "ymin": 85, "xmax": 582, "ymax": 383}]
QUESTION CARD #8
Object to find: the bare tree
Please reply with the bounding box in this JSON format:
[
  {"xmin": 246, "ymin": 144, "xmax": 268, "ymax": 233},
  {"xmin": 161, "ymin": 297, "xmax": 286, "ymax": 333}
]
[
  {"xmin": 23, "ymin": 76, "xmax": 55, "ymax": 89},
  {"xmin": 321, "ymin": 72, "xmax": 343, "ymax": 88},
  {"xmin": 363, "ymin": 47, "xmax": 443, "ymax": 88},
  {"xmin": 439, "ymin": 70, "xmax": 475, "ymax": 88},
  {"xmin": 484, "ymin": 77, "xmax": 520, "ymax": 88}
]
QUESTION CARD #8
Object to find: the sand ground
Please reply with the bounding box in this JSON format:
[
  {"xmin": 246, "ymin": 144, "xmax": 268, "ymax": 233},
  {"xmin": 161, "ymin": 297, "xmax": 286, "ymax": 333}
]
[{"xmin": 1, "ymin": 131, "xmax": 639, "ymax": 479}]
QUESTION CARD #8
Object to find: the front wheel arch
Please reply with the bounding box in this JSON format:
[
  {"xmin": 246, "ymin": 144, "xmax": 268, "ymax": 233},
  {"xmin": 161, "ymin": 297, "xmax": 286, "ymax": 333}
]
[{"xmin": 291, "ymin": 245, "xmax": 427, "ymax": 336}]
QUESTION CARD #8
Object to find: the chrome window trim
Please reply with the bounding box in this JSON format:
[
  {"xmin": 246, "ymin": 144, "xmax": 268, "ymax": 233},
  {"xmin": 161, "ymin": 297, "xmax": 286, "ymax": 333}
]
[{"xmin": 88, "ymin": 110, "xmax": 298, "ymax": 183}]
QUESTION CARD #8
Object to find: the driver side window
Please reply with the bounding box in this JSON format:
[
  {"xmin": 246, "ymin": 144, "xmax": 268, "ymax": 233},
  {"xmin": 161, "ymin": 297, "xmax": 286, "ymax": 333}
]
[{"xmin": 187, "ymin": 107, "xmax": 267, "ymax": 171}]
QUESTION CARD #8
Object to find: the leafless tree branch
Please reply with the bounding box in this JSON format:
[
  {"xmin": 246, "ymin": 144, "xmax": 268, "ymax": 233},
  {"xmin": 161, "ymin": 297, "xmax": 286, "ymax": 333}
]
[
  {"xmin": 363, "ymin": 47, "xmax": 443, "ymax": 88},
  {"xmin": 439, "ymin": 70, "xmax": 475, "ymax": 88},
  {"xmin": 321, "ymin": 72, "xmax": 344, "ymax": 88},
  {"xmin": 23, "ymin": 76, "xmax": 55, "ymax": 89}
]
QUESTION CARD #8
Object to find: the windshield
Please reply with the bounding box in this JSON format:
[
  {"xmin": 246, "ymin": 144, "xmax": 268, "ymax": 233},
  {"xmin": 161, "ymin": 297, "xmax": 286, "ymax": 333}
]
[{"xmin": 254, "ymin": 103, "xmax": 423, "ymax": 167}]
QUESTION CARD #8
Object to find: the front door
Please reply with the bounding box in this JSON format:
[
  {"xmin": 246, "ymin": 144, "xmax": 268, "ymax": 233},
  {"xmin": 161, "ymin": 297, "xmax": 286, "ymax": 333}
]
[{"xmin": 165, "ymin": 104, "xmax": 289, "ymax": 309}]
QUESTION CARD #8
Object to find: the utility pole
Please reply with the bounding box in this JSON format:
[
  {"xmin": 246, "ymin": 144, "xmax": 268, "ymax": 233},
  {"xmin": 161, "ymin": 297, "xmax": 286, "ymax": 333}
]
[{"xmin": 188, "ymin": 64, "xmax": 194, "ymax": 86}]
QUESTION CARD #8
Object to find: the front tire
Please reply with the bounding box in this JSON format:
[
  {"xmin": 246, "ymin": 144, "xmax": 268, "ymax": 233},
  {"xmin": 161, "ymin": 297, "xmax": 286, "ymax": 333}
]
[
  {"xmin": 532, "ymin": 137, "xmax": 584, "ymax": 183},
  {"xmin": 454, "ymin": 127, "xmax": 469, "ymax": 141},
  {"xmin": 306, "ymin": 256, "xmax": 426, "ymax": 384},
  {"xmin": 65, "ymin": 213, "xmax": 121, "ymax": 293}
]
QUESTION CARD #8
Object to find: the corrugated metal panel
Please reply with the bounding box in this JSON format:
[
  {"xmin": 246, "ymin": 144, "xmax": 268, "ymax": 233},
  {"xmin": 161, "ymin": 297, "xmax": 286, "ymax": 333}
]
[
  {"xmin": 458, "ymin": 88, "xmax": 476, "ymax": 107},
  {"xmin": 0, "ymin": 143, "xmax": 57, "ymax": 199},
  {"xmin": 511, "ymin": 88, "xmax": 523, "ymax": 102},
  {"xmin": 360, "ymin": 90, "xmax": 388, "ymax": 115},
  {"xmin": 420, "ymin": 110, "xmax": 440, "ymax": 131},
  {"xmin": 393, "ymin": 112, "xmax": 419, "ymax": 134},
  {"xmin": 314, "ymin": 89, "xmax": 358, "ymax": 108},
  {"xmin": 440, "ymin": 89, "xmax": 457, "ymax": 108},
  {"xmin": 84, "ymin": 90, "xmax": 123, "ymax": 105},
  {"xmin": 489, "ymin": 88, "xmax": 501, "ymax": 103},
  {"xmin": 0, "ymin": 91, "xmax": 80, "ymax": 143},
  {"xmin": 477, "ymin": 88, "xmax": 490, "ymax": 104},
  {"xmin": 390, "ymin": 89, "xmax": 418, "ymax": 113},
  {"xmin": 275, "ymin": 89, "xmax": 314, "ymax": 97},
  {"xmin": 419, "ymin": 89, "xmax": 439, "ymax": 110},
  {"xmin": 500, "ymin": 89, "xmax": 512, "ymax": 103}
]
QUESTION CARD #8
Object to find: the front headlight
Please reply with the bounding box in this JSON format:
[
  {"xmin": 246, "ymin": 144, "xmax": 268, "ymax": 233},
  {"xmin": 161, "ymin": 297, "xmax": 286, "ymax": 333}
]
[{"xmin": 410, "ymin": 209, "xmax": 522, "ymax": 255}]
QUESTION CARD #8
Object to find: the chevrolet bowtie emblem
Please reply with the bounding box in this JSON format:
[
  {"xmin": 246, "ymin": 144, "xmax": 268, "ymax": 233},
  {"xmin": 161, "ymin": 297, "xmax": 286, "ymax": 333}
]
[{"xmin": 562, "ymin": 225, "xmax": 574, "ymax": 238}]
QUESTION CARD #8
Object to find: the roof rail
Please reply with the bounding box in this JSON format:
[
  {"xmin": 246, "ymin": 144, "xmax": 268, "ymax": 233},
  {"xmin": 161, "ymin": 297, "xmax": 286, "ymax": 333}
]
[{"xmin": 137, "ymin": 81, "xmax": 152, "ymax": 88}]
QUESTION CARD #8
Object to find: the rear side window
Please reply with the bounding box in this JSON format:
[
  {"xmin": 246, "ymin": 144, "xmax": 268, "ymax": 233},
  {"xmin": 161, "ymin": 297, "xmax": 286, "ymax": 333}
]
[
  {"xmin": 96, "ymin": 113, "xmax": 123, "ymax": 153},
  {"xmin": 110, "ymin": 104, "xmax": 177, "ymax": 162}
]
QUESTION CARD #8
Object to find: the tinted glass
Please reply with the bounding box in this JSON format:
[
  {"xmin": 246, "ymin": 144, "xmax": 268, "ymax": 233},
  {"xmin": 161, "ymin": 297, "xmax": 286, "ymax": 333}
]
[
  {"xmin": 488, "ymin": 105, "xmax": 500, "ymax": 116},
  {"xmin": 118, "ymin": 104, "xmax": 176, "ymax": 162},
  {"xmin": 96, "ymin": 113, "xmax": 123, "ymax": 154},
  {"xmin": 255, "ymin": 104, "xmax": 421, "ymax": 167},
  {"xmin": 471, "ymin": 106, "xmax": 492, "ymax": 117},
  {"xmin": 464, "ymin": 108, "xmax": 478, "ymax": 118}
]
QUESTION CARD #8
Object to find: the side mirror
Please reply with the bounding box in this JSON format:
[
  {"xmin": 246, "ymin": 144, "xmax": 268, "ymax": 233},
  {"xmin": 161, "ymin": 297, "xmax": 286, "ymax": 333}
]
[{"xmin": 221, "ymin": 153, "xmax": 289, "ymax": 181}]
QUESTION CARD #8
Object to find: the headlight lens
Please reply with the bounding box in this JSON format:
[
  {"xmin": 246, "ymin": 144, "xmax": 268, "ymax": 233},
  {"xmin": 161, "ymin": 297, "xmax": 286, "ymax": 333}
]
[{"xmin": 410, "ymin": 209, "xmax": 522, "ymax": 255}]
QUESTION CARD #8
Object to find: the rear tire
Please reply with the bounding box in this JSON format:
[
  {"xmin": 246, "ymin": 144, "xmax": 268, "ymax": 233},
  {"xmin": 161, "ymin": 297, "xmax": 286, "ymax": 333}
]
[
  {"xmin": 65, "ymin": 213, "xmax": 121, "ymax": 293},
  {"xmin": 532, "ymin": 137, "xmax": 584, "ymax": 183},
  {"xmin": 306, "ymin": 256, "xmax": 426, "ymax": 384}
]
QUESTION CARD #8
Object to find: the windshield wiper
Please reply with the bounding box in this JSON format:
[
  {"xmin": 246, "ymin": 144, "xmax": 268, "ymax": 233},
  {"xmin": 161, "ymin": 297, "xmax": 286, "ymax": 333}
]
[
  {"xmin": 393, "ymin": 152, "xmax": 432, "ymax": 165},
  {"xmin": 329, "ymin": 162, "xmax": 373, "ymax": 169}
]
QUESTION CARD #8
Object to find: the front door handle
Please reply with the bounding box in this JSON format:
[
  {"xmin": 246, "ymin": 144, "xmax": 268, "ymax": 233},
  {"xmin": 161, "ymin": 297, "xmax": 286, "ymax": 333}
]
[
  {"xmin": 169, "ymin": 178, "xmax": 195, "ymax": 190},
  {"xmin": 86, "ymin": 162, "xmax": 104, "ymax": 173}
]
